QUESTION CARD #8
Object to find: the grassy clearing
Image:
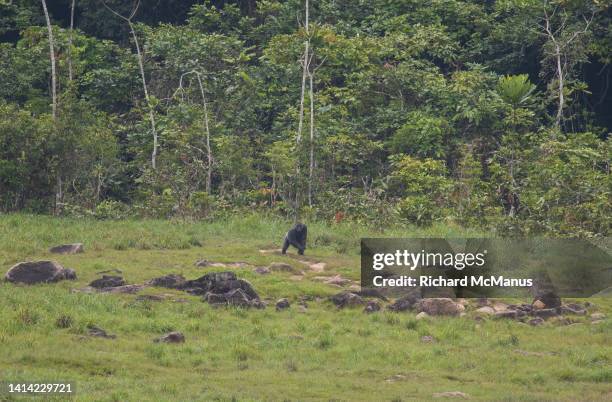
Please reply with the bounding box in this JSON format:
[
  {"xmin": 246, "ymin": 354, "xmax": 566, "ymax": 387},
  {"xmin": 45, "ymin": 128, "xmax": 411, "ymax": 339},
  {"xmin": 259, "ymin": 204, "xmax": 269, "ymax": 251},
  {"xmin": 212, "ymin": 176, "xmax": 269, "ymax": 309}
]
[{"xmin": 0, "ymin": 214, "xmax": 610, "ymax": 401}]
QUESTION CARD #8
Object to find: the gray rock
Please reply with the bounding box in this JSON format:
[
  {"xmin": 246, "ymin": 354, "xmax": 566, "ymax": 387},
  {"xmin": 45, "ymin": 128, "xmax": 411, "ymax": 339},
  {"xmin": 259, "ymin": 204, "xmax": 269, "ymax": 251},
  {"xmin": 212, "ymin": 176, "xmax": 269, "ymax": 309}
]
[
  {"xmin": 416, "ymin": 298, "xmax": 462, "ymax": 316},
  {"xmin": 388, "ymin": 290, "xmax": 421, "ymax": 312},
  {"xmin": 147, "ymin": 274, "xmax": 186, "ymax": 289},
  {"xmin": 154, "ymin": 331, "xmax": 185, "ymax": 343},
  {"xmin": 494, "ymin": 310, "xmax": 518, "ymax": 319},
  {"xmin": 89, "ymin": 275, "xmax": 125, "ymax": 289},
  {"xmin": 49, "ymin": 243, "xmax": 84, "ymax": 255},
  {"xmin": 5, "ymin": 261, "xmax": 76, "ymax": 284},
  {"xmin": 330, "ymin": 292, "xmax": 365, "ymax": 308},
  {"xmin": 181, "ymin": 271, "xmax": 258, "ymax": 298},
  {"xmin": 475, "ymin": 306, "xmax": 495, "ymax": 315},
  {"xmin": 363, "ymin": 300, "xmax": 381, "ymax": 314},
  {"xmin": 276, "ymin": 298, "xmax": 290, "ymax": 311}
]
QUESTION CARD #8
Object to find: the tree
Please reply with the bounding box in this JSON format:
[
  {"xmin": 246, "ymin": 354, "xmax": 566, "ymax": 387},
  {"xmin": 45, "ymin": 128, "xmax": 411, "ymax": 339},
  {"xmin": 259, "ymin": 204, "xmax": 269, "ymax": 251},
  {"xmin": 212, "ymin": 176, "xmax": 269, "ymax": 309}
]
[
  {"xmin": 539, "ymin": 1, "xmax": 596, "ymax": 129},
  {"xmin": 102, "ymin": 0, "xmax": 159, "ymax": 169},
  {"xmin": 176, "ymin": 71, "xmax": 213, "ymax": 194},
  {"xmin": 40, "ymin": 0, "xmax": 56, "ymax": 118}
]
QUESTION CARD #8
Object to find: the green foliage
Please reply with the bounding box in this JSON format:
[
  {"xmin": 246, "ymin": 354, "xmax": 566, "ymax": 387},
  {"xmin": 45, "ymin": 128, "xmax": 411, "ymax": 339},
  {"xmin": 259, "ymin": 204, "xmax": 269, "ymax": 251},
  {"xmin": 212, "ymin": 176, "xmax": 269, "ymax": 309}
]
[
  {"xmin": 390, "ymin": 111, "xmax": 450, "ymax": 158},
  {"xmin": 0, "ymin": 0, "xmax": 608, "ymax": 235},
  {"xmin": 497, "ymin": 74, "xmax": 536, "ymax": 108},
  {"xmin": 391, "ymin": 155, "xmax": 451, "ymax": 226}
]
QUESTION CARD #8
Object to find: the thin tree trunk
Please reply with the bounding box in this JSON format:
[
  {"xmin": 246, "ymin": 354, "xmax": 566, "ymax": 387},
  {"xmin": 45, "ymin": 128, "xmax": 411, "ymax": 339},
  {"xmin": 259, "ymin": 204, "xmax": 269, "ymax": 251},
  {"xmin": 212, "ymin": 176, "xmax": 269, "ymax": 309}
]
[
  {"xmin": 308, "ymin": 70, "xmax": 314, "ymax": 207},
  {"xmin": 42, "ymin": 0, "xmax": 61, "ymax": 214},
  {"xmin": 41, "ymin": 0, "xmax": 57, "ymax": 118},
  {"xmin": 295, "ymin": 0, "xmax": 310, "ymax": 216},
  {"xmin": 68, "ymin": 0, "xmax": 75, "ymax": 82},
  {"xmin": 128, "ymin": 20, "xmax": 158, "ymax": 170},
  {"xmin": 555, "ymin": 45, "xmax": 564, "ymax": 128},
  {"xmin": 194, "ymin": 73, "xmax": 213, "ymax": 194}
]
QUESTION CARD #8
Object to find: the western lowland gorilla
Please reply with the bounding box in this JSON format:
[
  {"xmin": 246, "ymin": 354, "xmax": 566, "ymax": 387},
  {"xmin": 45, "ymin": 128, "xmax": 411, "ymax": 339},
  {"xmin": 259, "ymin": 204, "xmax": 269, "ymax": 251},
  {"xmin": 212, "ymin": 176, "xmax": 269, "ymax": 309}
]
[{"xmin": 282, "ymin": 223, "xmax": 307, "ymax": 255}]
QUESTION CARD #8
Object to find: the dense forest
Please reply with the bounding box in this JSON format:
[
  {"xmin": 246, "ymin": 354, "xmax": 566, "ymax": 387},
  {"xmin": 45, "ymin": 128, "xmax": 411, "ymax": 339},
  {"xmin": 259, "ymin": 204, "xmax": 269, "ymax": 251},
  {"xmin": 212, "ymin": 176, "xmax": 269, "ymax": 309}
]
[{"xmin": 0, "ymin": 0, "xmax": 610, "ymax": 236}]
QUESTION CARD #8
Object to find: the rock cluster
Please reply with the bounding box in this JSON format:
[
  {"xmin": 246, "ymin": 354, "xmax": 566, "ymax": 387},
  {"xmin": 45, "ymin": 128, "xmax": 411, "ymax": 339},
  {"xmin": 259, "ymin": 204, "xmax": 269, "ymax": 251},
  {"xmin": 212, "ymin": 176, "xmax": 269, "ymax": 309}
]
[{"xmin": 178, "ymin": 271, "xmax": 263, "ymax": 308}]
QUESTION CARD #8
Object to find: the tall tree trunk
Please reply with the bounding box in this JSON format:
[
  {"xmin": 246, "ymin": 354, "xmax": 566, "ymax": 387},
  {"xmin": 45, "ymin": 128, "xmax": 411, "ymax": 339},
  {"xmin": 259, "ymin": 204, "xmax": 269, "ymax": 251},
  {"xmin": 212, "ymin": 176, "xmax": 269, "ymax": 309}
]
[
  {"xmin": 128, "ymin": 20, "xmax": 158, "ymax": 170},
  {"xmin": 295, "ymin": 0, "xmax": 310, "ymax": 216},
  {"xmin": 554, "ymin": 45, "xmax": 564, "ymax": 128},
  {"xmin": 41, "ymin": 0, "xmax": 57, "ymax": 118},
  {"xmin": 194, "ymin": 73, "xmax": 213, "ymax": 194},
  {"xmin": 308, "ymin": 70, "xmax": 314, "ymax": 207},
  {"xmin": 42, "ymin": 0, "xmax": 61, "ymax": 214},
  {"xmin": 68, "ymin": 0, "xmax": 75, "ymax": 82}
]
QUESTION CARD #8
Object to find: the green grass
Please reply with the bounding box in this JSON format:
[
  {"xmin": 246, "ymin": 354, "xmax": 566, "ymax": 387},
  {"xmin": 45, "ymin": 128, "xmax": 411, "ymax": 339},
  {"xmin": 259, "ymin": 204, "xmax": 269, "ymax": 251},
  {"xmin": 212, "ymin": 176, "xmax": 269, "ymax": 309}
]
[{"xmin": 0, "ymin": 214, "xmax": 610, "ymax": 401}]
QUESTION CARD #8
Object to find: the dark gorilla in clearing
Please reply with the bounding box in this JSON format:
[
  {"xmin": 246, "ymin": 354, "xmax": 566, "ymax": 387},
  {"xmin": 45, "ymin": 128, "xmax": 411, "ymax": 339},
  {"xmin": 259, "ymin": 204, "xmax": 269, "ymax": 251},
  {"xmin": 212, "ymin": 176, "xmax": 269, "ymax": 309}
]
[{"xmin": 282, "ymin": 223, "xmax": 307, "ymax": 255}]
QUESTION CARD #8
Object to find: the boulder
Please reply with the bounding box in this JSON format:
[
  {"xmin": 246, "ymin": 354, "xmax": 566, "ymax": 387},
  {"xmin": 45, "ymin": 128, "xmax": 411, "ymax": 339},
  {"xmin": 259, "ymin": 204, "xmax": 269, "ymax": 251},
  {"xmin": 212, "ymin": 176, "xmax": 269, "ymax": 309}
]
[
  {"xmin": 147, "ymin": 274, "xmax": 186, "ymax": 289},
  {"xmin": 180, "ymin": 271, "xmax": 259, "ymax": 299},
  {"xmin": 5, "ymin": 261, "xmax": 76, "ymax": 284},
  {"xmin": 415, "ymin": 298, "xmax": 462, "ymax": 316},
  {"xmin": 276, "ymin": 298, "xmax": 291, "ymax": 311},
  {"xmin": 388, "ymin": 290, "xmax": 421, "ymax": 312},
  {"xmin": 89, "ymin": 275, "xmax": 125, "ymax": 289},
  {"xmin": 49, "ymin": 243, "xmax": 84, "ymax": 255},
  {"xmin": 475, "ymin": 306, "xmax": 495, "ymax": 315},
  {"xmin": 363, "ymin": 300, "xmax": 381, "ymax": 314},
  {"xmin": 330, "ymin": 292, "xmax": 365, "ymax": 308},
  {"xmin": 154, "ymin": 331, "xmax": 185, "ymax": 343},
  {"xmin": 532, "ymin": 300, "xmax": 546, "ymax": 310},
  {"xmin": 179, "ymin": 271, "xmax": 263, "ymax": 307}
]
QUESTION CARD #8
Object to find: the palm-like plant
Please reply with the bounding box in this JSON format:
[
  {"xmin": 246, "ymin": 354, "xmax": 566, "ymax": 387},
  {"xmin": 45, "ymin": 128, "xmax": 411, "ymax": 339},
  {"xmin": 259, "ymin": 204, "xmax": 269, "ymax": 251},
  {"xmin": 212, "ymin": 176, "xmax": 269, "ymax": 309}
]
[{"xmin": 497, "ymin": 74, "xmax": 536, "ymax": 108}]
